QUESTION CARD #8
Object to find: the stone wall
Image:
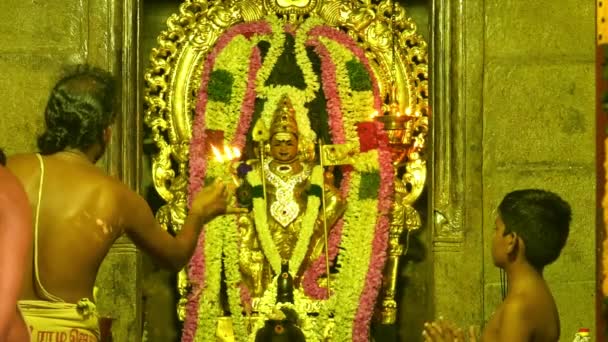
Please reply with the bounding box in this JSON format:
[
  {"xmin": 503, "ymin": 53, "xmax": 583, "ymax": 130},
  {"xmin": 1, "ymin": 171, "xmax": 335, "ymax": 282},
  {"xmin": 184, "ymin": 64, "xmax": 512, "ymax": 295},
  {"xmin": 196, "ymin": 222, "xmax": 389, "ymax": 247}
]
[
  {"xmin": 481, "ymin": 1, "xmax": 595, "ymax": 339},
  {"xmin": 0, "ymin": 1, "xmax": 143, "ymax": 341},
  {"xmin": 0, "ymin": 1, "xmax": 88, "ymax": 154},
  {"xmin": 431, "ymin": 1, "xmax": 596, "ymax": 342}
]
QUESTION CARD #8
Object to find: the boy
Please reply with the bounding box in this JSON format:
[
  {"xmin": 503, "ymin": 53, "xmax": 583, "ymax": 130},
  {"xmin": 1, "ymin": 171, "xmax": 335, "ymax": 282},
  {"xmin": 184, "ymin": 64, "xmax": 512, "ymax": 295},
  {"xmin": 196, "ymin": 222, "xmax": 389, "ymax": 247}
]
[{"xmin": 424, "ymin": 189, "xmax": 571, "ymax": 342}]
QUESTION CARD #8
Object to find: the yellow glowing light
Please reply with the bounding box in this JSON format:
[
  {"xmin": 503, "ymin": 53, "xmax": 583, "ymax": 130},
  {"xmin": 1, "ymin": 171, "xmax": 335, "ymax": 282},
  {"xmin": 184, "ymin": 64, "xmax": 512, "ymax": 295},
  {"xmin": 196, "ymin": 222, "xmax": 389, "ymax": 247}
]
[
  {"xmin": 232, "ymin": 147, "xmax": 241, "ymax": 159},
  {"xmin": 223, "ymin": 145, "xmax": 234, "ymax": 160},
  {"xmin": 405, "ymin": 107, "xmax": 413, "ymax": 116},
  {"xmin": 211, "ymin": 145, "xmax": 224, "ymax": 163}
]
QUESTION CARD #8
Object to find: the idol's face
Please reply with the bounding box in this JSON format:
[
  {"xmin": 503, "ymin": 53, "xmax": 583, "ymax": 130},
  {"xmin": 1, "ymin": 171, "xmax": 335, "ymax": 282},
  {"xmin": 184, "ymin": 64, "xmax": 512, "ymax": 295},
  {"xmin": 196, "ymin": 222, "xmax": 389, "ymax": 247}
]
[{"xmin": 270, "ymin": 132, "xmax": 298, "ymax": 163}]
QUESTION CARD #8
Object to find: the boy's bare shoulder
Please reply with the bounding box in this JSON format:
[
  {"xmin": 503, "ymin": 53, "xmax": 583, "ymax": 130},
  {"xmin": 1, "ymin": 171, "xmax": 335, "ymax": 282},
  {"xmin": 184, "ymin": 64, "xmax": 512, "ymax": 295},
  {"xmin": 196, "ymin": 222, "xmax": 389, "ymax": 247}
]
[
  {"xmin": 483, "ymin": 293, "xmax": 535, "ymax": 342},
  {"xmin": 501, "ymin": 292, "xmax": 532, "ymax": 319},
  {"xmin": 499, "ymin": 283, "xmax": 558, "ymax": 341}
]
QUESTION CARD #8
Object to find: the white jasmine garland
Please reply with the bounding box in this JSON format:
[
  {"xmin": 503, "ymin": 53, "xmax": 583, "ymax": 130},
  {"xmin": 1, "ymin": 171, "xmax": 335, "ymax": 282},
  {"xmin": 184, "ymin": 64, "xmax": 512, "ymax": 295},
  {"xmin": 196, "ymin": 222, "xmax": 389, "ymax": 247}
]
[{"xmin": 246, "ymin": 163, "xmax": 323, "ymax": 275}]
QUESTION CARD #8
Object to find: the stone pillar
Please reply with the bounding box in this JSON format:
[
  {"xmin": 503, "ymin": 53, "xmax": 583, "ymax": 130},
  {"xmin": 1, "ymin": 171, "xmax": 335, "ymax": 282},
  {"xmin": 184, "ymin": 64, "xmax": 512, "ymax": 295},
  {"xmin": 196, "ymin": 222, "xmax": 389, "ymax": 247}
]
[
  {"xmin": 429, "ymin": 0, "xmax": 486, "ymax": 330},
  {"xmin": 95, "ymin": 0, "xmax": 143, "ymax": 340}
]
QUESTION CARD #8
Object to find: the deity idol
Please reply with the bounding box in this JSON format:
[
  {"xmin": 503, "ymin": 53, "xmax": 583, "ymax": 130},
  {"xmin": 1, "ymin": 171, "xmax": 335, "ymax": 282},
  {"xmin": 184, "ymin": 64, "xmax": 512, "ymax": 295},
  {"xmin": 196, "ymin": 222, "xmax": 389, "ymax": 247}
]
[{"xmin": 237, "ymin": 95, "xmax": 345, "ymax": 300}]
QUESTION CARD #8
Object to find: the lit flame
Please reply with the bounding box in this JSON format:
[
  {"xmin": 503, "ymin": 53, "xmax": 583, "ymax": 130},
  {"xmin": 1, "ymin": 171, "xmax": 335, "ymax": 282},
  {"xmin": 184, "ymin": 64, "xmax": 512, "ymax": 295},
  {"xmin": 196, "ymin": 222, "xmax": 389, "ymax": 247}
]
[
  {"xmin": 405, "ymin": 107, "xmax": 413, "ymax": 116},
  {"xmin": 212, "ymin": 144, "xmax": 241, "ymax": 163},
  {"xmin": 211, "ymin": 144, "xmax": 242, "ymax": 186},
  {"xmin": 232, "ymin": 147, "xmax": 241, "ymax": 159},
  {"xmin": 369, "ymin": 110, "xmax": 378, "ymax": 120},
  {"xmin": 211, "ymin": 145, "xmax": 224, "ymax": 163},
  {"xmin": 223, "ymin": 145, "xmax": 234, "ymax": 160}
]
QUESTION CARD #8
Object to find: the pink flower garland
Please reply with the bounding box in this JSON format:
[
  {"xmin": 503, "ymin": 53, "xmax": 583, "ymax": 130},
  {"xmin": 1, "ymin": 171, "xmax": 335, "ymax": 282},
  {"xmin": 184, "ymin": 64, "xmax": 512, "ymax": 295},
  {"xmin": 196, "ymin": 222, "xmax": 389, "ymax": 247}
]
[
  {"xmin": 231, "ymin": 46, "xmax": 262, "ymax": 313},
  {"xmin": 188, "ymin": 20, "xmax": 271, "ymax": 201},
  {"xmin": 300, "ymin": 33, "xmax": 348, "ymax": 298},
  {"xmin": 304, "ymin": 24, "xmax": 393, "ymax": 339},
  {"xmin": 308, "ymin": 26, "xmax": 382, "ymax": 113},
  {"xmin": 180, "ymin": 232, "xmax": 206, "ymax": 342},
  {"xmin": 306, "ymin": 38, "xmax": 346, "ymax": 144},
  {"xmin": 183, "ymin": 20, "xmax": 271, "ymax": 342},
  {"xmin": 353, "ymin": 123, "xmax": 393, "ymax": 341},
  {"xmin": 234, "ymin": 46, "xmax": 262, "ymax": 151}
]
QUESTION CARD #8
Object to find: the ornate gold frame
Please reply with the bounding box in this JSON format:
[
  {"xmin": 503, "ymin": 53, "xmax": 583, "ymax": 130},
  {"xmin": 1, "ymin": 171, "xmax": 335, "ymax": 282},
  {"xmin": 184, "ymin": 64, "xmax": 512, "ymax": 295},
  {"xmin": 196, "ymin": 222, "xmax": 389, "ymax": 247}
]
[{"xmin": 143, "ymin": 0, "xmax": 429, "ymax": 327}]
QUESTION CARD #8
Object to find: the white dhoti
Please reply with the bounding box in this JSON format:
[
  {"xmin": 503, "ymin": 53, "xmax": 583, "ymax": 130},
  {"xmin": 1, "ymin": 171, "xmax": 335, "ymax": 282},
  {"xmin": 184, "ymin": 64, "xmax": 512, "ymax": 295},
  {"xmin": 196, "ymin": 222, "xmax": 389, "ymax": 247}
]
[{"xmin": 18, "ymin": 298, "xmax": 99, "ymax": 342}]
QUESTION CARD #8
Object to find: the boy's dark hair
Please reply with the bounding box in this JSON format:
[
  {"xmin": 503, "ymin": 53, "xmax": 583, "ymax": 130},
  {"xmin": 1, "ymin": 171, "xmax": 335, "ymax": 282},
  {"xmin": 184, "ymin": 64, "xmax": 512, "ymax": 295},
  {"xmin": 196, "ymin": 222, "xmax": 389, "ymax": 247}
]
[
  {"xmin": 37, "ymin": 65, "xmax": 117, "ymax": 155},
  {"xmin": 0, "ymin": 148, "xmax": 5, "ymax": 166},
  {"xmin": 498, "ymin": 189, "xmax": 571, "ymax": 270}
]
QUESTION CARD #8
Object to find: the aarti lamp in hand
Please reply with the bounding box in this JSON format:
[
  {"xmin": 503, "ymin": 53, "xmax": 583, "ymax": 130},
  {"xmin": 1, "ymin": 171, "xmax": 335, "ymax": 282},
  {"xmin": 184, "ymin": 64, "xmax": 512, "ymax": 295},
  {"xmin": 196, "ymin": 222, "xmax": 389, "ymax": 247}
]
[{"xmin": 211, "ymin": 143, "xmax": 242, "ymax": 187}]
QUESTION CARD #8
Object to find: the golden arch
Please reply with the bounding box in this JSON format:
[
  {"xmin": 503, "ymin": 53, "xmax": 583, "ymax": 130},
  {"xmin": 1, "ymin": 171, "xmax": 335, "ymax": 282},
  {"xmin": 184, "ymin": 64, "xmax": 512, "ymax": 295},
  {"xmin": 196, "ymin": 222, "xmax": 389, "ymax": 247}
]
[{"xmin": 143, "ymin": 0, "xmax": 429, "ymax": 340}]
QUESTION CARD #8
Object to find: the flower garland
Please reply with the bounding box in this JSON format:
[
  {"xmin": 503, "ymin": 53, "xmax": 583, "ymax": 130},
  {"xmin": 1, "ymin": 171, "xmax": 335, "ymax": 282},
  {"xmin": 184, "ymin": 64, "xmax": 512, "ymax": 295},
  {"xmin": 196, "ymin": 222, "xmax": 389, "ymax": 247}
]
[
  {"xmin": 205, "ymin": 35, "xmax": 256, "ymax": 139},
  {"xmin": 292, "ymin": 20, "xmax": 320, "ymax": 102},
  {"xmin": 196, "ymin": 39, "xmax": 263, "ymax": 341},
  {"xmin": 290, "ymin": 165, "xmax": 324, "ymax": 274},
  {"xmin": 300, "ymin": 18, "xmax": 393, "ymax": 341},
  {"xmin": 330, "ymin": 172, "xmax": 376, "ymax": 340},
  {"xmin": 353, "ymin": 123, "xmax": 393, "ymax": 341},
  {"xmin": 194, "ymin": 160, "xmax": 240, "ymax": 342},
  {"xmin": 300, "ymin": 227, "xmax": 338, "ymax": 298},
  {"xmin": 255, "ymin": 16, "xmax": 320, "ymax": 103},
  {"xmin": 321, "ymin": 37, "xmax": 366, "ymax": 144},
  {"xmin": 225, "ymin": 47, "xmax": 263, "ymax": 337},
  {"xmin": 299, "ymin": 19, "xmax": 360, "ymax": 293},
  {"xmin": 235, "ymin": 45, "xmax": 263, "ymax": 150},
  {"xmin": 307, "ymin": 25, "xmax": 383, "ymax": 114},
  {"xmin": 246, "ymin": 162, "xmax": 324, "ymax": 274},
  {"xmin": 193, "ymin": 217, "xmax": 224, "ymax": 342},
  {"xmin": 184, "ymin": 14, "xmax": 393, "ymax": 342},
  {"xmin": 181, "ymin": 233, "xmax": 205, "ymax": 342},
  {"xmin": 189, "ymin": 20, "xmax": 272, "ymax": 202},
  {"xmin": 306, "ymin": 38, "xmax": 346, "ymax": 145},
  {"xmin": 185, "ymin": 20, "xmax": 272, "ymax": 342},
  {"xmin": 313, "ymin": 34, "xmax": 377, "ymax": 146},
  {"xmin": 222, "ymin": 213, "xmax": 248, "ymax": 340},
  {"xmin": 255, "ymin": 16, "xmax": 286, "ymax": 97},
  {"xmin": 330, "ymin": 145, "xmax": 392, "ymax": 342},
  {"xmin": 298, "ymin": 19, "xmax": 352, "ymax": 300}
]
